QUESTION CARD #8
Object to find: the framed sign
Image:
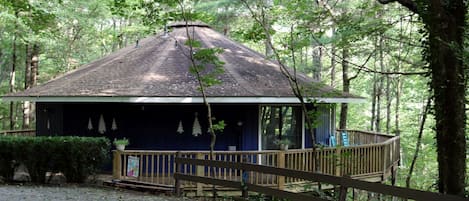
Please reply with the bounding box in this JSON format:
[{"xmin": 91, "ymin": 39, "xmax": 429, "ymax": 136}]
[{"xmin": 126, "ymin": 156, "xmax": 140, "ymax": 177}]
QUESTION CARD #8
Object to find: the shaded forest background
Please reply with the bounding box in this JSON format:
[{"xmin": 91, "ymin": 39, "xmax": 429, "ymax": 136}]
[{"xmin": 0, "ymin": 0, "xmax": 467, "ymax": 194}]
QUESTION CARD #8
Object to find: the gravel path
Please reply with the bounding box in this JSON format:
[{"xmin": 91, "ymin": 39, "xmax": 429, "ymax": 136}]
[{"xmin": 0, "ymin": 184, "xmax": 192, "ymax": 201}]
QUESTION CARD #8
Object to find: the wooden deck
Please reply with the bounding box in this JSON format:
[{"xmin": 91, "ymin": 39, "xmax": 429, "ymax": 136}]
[{"xmin": 112, "ymin": 130, "xmax": 400, "ymax": 190}]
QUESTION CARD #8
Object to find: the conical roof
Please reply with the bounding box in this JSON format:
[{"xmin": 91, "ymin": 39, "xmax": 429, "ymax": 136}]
[{"xmin": 3, "ymin": 23, "xmax": 362, "ymax": 103}]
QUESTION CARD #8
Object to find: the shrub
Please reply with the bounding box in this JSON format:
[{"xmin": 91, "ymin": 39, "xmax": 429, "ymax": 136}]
[{"xmin": 0, "ymin": 136, "xmax": 110, "ymax": 183}]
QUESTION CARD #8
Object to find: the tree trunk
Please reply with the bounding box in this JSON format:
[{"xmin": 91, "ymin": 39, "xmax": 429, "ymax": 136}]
[
  {"xmin": 9, "ymin": 16, "xmax": 18, "ymax": 130},
  {"xmin": 312, "ymin": 42, "xmax": 322, "ymax": 81},
  {"xmin": 330, "ymin": 45, "xmax": 335, "ymax": 87},
  {"xmin": 376, "ymin": 36, "xmax": 384, "ymax": 133},
  {"xmin": 30, "ymin": 44, "xmax": 39, "ymax": 86},
  {"xmin": 370, "ymin": 65, "xmax": 377, "ymax": 131},
  {"xmin": 394, "ymin": 76, "xmax": 400, "ymax": 136},
  {"xmin": 23, "ymin": 44, "xmax": 32, "ymax": 129},
  {"xmin": 25, "ymin": 44, "xmax": 32, "ymax": 89},
  {"xmin": 339, "ymin": 47, "xmax": 349, "ymax": 129},
  {"xmin": 377, "ymin": 0, "xmax": 467, "ymax": 196},
  {"xmin": 385, "ymin": 65, "xmax": 391, "ymax": 134},
  {"xmin": 29, "ymin": 44, "xmax": 39, "ymax": 124},
  {"xmin": 427, "ymin": 1, "xmax": 466, "ymax": 196},
  {"xmin": 406, "ymin": 97, "xmax": 431, "ymax": 188}
]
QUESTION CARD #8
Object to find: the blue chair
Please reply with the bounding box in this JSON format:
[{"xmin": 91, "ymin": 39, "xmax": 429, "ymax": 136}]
[
  {"xmin": 342, "ymin": 132, "xmax": 350, "ymax": 147},
  {"xmin": 329, "ymin": 134, "xmax": 337, "ymax": 147}
]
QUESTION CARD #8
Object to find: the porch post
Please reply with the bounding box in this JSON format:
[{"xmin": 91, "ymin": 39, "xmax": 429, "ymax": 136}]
[
  {"xmin": 335, "ymin": 147, "xmax": 342, "ymax": 176},
  {"xmin": 113, "ymin": 150, "xmax": 122, "ymax": 179},
  {"xmin": 277, "ymin": 151, "xmax": 285, "ymax": 190},
  {"xmin": 175, "ymin": 152, "xmax": 182, "ymax": 196},
  {"xmin": 196, "ymin": 153, "xmax": 204, "ymax": 196}
]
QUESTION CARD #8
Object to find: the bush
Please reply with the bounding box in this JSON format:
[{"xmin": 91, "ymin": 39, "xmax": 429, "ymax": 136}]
[{"xmin": 0, "ymin": 136, "xmax": 110, "ymax": 183}]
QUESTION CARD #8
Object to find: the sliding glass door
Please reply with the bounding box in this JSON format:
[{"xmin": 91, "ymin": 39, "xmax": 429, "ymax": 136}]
[{"xmin": 260, "ymin": 106, "xmax": 302, "ymax": 150}]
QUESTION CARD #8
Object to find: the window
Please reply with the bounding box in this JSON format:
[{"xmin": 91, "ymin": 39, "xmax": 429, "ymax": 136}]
[{"xmin": 260, "ymin": 106, "xmax": 302, "ymax": 150}]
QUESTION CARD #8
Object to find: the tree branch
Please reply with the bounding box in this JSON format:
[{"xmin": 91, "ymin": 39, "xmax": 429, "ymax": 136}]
[{"xmin": 377, "ymin": 0, "xmax": 419, "ymax": 14}]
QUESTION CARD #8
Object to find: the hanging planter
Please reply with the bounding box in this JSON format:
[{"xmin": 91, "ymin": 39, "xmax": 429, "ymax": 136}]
[{"xmin": 192, "ymin": 112, "xmax": 202, "ymax": 137}]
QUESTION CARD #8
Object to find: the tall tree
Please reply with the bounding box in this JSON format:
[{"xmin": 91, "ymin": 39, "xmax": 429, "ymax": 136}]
[
  {"xmin": 379, "ymin": 0, "xmax": 467, "ymax": 196},
  {"xmin": 339, "ymin": 47, "xmax": 349, "ymax": 129},
  {"xmin": 9, "ymin": 10, "xmax": 18, "ymax": 130}
]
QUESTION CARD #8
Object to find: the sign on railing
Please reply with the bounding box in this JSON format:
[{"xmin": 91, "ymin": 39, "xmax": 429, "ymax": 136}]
[{"xmin": 126, "ymin": 156, "xmax": 140, "ymax": 177}]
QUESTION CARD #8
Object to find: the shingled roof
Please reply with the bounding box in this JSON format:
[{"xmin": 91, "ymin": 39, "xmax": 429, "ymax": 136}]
[{"xmin": 3, "ymin": 23, "xmax": 362, "ymax": 103}]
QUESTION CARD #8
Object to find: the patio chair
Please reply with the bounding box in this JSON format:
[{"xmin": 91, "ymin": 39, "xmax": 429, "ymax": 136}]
[{"xmin": 341, "ymin": 132, "xmax": 350, "ymax": 147}]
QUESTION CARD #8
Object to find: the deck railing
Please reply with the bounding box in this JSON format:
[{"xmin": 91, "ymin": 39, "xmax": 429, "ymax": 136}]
[
  {"xmin": 0, "ymin": 129, "xmax": 35, "ymax": 137},
  {"xmin": 335, "ymin": 129, "xmax": 395, "ymax": 145},
  {"xmin": 112, "ymin": 130, "xmax": 400, "ymax": 189}
]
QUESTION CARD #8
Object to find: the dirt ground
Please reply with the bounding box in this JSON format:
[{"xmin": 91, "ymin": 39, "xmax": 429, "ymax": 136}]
[{"xmin": 0, "ymin": 184, "xmax": 193, "ymax": 201}]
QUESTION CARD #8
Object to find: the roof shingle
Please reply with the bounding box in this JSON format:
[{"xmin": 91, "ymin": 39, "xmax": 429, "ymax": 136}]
[{"xmin": 3, "ymin": 24, "xmax": 361, "ymax": 102}]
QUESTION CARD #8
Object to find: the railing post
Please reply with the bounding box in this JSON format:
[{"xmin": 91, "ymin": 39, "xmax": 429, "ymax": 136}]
[
  {"xmin": 113, "ymin": 150, "xmax": 122, "ymax": 180},
  {"xmin": 277, "ymin": 151, "xmax": 285, "ymax": 190},
  {"xmin": 196, "ymin": 153, "xmax": 204, "ymax": 196},
  {"xmin": 241, "ymin": 156, "xmax": 249, "ymax": 200},
  {"xmin": 335, "ymin": 147, "xmax": 342, "ymax": 176},
  {"xmin": 174, "ymin": 151, "xmax": 182, "ymax": 196},
  {"xmin": 383, "ymin": 144, "xmax": 389, "ymax": 175},
  {"xmin": 338, "ymin": 182, "xmax": 348, "ymax": 201}
]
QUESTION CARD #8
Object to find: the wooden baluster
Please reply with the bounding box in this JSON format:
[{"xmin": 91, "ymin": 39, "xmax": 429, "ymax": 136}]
[
  {"xmin": 151, "ymin": 153, "xmax": 154, "ymax": 183},
  {"xmin": 156, "ymin": 154, "xmax": 160, "ymax": 184},
  {"xmin": 145, "ymin": 155, "xmax": 149, "ymax": 182},
  {"xmin": 138, "ymin": 153, "xmax": 143, "ymax": 181}
]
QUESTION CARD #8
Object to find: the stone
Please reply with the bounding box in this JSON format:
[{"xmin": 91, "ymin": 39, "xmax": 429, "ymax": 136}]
[
  {"xmin": 13, "ymin": 164, "xmax": 31, "ymax": 182},
  {"xmin": 46, "ymin": 172, "xmax": 67, "ymax": 184}
]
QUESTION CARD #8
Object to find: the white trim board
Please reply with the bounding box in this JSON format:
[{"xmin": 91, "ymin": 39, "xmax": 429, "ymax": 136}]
[{"xmin": 1, "ymin": 96, "xmax": 365, "ymax": 103}]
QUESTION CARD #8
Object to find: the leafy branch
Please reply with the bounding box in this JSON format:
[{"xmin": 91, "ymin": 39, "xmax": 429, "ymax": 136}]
[
  {"xmin": 240, "ymin": 0, "xmax": 321, "ymax": 174},
  {"xmin": 177, "ymin": 1, "xmax": 225, "ymax": 199}
]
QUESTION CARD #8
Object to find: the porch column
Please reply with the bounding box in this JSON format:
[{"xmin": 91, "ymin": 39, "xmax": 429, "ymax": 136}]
[
  {"xmin": 113, "ymin": 150, "xmax": 122, "ymax": 179},
  {"xmin": 196, "ymin": 153, "xmax": 204, "ymax": 196},
  {"xmin": 277, "ymin": 151, "xmax": 285, "ymax": 190}
]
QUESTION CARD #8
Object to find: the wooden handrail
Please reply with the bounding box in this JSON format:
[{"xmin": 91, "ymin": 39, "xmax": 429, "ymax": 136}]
[
  {"xmin": 0, "ymin": 129, "xmax": 35, "ymax": 136},
  {"xmin": 337, "ymin": 129, "xmax": 395, "ymax": 138},
  {"xmin": 112, "ymin": 129, "xmax": 401, "ymax": 194},
  {"xmin": 174, "ymin": 157, "xmax": 466, "ymax": 201},
  {"xmin": 113, "ymin": 136, "xmax": 401, "ymax": 185}
]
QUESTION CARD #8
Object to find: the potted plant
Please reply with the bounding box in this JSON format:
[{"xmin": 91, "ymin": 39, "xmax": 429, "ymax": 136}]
[
  {"xmin": 275, "ymin": 139, "xmax": 291, "ymax": 151},
  {"xmin": 113, "ymin": 138, "xmax": 129, "ymax": 151}
]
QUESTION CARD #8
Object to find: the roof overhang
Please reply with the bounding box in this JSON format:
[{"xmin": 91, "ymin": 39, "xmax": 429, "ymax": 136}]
[{"xmin": 1, "ymin": 96, "xmax": 365, "ymax": 104}]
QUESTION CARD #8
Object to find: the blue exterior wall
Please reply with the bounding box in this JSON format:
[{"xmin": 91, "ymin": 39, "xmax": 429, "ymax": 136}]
[
  {"xmin": 36, "ymin": 103, "xmax": 333, "ymax": 150},
  {"xmin": 36, "ymin": 103, "xmax": 259, "ymax": 151},
  {"xmin": 305, "ymin": 104, "xmax": 334, "ymax": 148}
]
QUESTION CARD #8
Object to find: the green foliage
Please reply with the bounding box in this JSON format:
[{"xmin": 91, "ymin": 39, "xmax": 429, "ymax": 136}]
[
  {"xmin": 0, "ymin": 136, "xmax": 110, "ymax": 183},
  {"xmin": 188, "ymin": 47, "xmax": 225, "ymax": 89},
  {"xmin": 184, "ymin": 38, "xmax": 202, "ymax": 48},
  {"xmin": 113, "ymin": 137, "xmax": 129, "ymax": 146},
  {"xmin": 212, "ymin": 120, "xmax": 225, "ymax": 132}
]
